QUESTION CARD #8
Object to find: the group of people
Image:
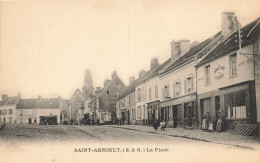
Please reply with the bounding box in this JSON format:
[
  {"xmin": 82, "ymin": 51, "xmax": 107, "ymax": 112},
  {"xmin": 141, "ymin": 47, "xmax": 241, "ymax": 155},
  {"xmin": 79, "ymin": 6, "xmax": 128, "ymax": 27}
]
[
  {"xmin": 153, "ymin": 120, "xmax": 166, "ymax": 131},
  {"xmin": 201, "ymin": 111, "xmax": 223, "ymax": 132}
]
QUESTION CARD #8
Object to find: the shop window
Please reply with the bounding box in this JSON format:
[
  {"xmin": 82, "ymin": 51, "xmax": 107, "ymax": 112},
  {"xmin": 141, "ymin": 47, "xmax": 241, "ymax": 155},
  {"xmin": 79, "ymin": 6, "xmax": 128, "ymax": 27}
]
[
  {"xmin": 173, "ymin": 81, "xmax": 181, "ymax": 97},
  {"xmin": 9, "ymin": 109, "xmax": 13, "ymax": 115},
  {"xmin": 205, "ymin": 65, "xmax": 211, "ymax": 85},
  {"xmin": 225, "ymin": 91, "xmax": 246, "ymax": 119},
  {"xmin": 229, "ymin": 53, "xmax": 237, "ymax": 77},
  {"xmin": 155, "ymin": 85, "xmax": 158, "ymax": 98}
]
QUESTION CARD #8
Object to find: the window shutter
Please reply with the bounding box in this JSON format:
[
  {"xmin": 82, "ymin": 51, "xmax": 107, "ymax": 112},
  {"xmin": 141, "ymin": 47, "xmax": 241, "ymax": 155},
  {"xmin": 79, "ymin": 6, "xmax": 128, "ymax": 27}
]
[
  {"xmin": 162, "ymin": 87, "xmax": 165, "ymax": 99},
  {"xmin": 191, "ymin": 76, "xmax": 194, "ymax": 92},
  {"xmin": 184, "ymin": 79, "xmax": 186, "ymax": 95},
  {"xmin": 173, "ymin": 83, "xmax": 175, "ymax": 98}
]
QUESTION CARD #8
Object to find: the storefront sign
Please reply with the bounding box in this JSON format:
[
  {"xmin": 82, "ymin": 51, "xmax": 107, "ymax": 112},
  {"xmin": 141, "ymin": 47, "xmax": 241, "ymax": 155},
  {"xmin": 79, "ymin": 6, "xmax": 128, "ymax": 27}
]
[
  {"xmin": 160, "ymin": 94, "xmax": 196, "ymax": 107},
  {"xmin": 214, "ymin": 64, "xmax": 225, "ymax": 80},
  {"xmin": 220, "ymin": 83, "xmax": 249, "ymax": 94}
]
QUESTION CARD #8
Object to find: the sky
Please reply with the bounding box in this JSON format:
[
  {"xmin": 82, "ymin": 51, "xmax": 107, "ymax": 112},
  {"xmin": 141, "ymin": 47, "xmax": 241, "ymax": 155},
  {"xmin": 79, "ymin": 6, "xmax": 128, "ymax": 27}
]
[{"xmin": 0, "ymin": 0, "xmax": 259, "ymax": 99}]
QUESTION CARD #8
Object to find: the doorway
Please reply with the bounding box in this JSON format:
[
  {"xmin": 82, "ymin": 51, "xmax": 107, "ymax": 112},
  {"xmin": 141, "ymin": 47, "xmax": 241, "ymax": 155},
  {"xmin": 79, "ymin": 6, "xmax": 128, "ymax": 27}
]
[
  {"xmin": 201, "ymin": 98, "xmax": 211, "ymax": 120},
  {"xmin": 28, "ymin": 118, "xmax": 32, "ymax": 124}
]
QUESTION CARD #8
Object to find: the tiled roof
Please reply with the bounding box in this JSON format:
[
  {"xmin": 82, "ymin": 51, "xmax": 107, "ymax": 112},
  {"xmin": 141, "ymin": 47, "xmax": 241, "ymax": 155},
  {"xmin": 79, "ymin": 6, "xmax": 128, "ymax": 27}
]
[
  {"xmin": 17, "ymin": 99, "xmax": 37, "ymax": 109},
  {"xmin": 161, "ymin": 32, "xmax": 222, "ymax": 75},
  {"xmin": 197, "ymin": 17, "xmax": 260, "ymax": 66},
  {"xmin": 117, "ymin": 58, "xmax": 171, "ymax": 101},
  {"xmin": 17, "ymin": 98, "xmax": 60, "ymax": 109},
  {"xmin": 0, "ymin": 96, "xmax": 20, "ymax": 106}
]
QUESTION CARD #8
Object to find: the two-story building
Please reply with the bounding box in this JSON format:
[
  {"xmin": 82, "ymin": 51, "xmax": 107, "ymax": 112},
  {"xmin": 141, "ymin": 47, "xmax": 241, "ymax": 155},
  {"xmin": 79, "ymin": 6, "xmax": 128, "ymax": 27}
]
[
  {"xmin": 0, "ymin": 94, "xmax": 21, "ymax": 123},
  {"xmin": 16, "ymin": 96, "xmax": 69, "ymax": 125},
  {"xmin": 196, "ymin": 15, "xmax": 260, "ymax": 130}
]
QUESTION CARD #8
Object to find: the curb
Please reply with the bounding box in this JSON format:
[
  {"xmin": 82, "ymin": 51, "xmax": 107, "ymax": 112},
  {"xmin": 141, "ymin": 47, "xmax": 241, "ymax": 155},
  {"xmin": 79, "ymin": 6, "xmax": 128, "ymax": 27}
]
[{"xmin": 107, "ymin": 125, "xmax": 255, "ymax": 150}]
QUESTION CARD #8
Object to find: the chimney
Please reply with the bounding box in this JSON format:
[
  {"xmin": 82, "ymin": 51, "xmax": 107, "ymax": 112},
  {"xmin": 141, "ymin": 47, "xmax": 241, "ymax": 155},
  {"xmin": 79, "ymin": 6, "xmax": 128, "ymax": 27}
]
[
  {"xmin": 180, "ymin": 39, "xmax": 190, "ymax": 56},
  {"xmin": 112, "ymin": 71, "xmax": 117, "ymax": 79},
  {"xmin": 170, "ymin": 40, "xmax": 180, "ymax": 62},
  {"xmin": 221, "ymin": 11, "xmax": 240, "ymax": 40},
  {"xmin": 129, "ymin": 76, "xmax": 135, "ymax": 85},
  {"xmin": 150, "ymin": 57, "xmax": 158, "ymax": 70},
  {"xmin": 95, "ymin": 87, "xmax": 102, "ymax": 93},
  {"xmin": 104, "ymin": 79, "xmax": 111, "ymax": 88},
  {"xmin": 139, "ymin": 70, "xmax": 146, "ymax": 78},
  {"xmin": 2, "ymin": 94, "xmax": 8, "ymax": 101}
]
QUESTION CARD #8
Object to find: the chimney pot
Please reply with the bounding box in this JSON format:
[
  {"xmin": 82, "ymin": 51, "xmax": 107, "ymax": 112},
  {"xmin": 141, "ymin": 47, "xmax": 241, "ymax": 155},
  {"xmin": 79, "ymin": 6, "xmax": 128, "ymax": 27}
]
[
  {"xmin": 221, "ymin": 11, "xmax": 240, "ymax": 40},
  {"xmin": 150, "ymin": 57, "xmax": 159, "ymax": 70},
  {"xmin": 2, "ymin": 94, "xmax": 8, "ymax": 101},
  {"xmin": 139, "ymin": 70, "xmax": 146, "ymax": 78}
]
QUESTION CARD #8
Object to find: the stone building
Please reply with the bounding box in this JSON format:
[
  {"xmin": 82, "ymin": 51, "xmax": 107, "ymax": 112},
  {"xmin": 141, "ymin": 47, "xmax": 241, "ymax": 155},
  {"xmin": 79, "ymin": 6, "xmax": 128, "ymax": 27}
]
[{"xmin": 90, "ymin": 71, "xmax": 126, "ymax": 124}]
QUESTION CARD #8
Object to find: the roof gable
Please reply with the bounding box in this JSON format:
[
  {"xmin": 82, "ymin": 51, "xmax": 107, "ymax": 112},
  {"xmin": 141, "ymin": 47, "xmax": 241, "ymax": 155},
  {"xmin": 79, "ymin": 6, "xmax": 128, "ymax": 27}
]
[{"xmin": 197, "ymin": 17, "xmax": 260, "ymax": 66}]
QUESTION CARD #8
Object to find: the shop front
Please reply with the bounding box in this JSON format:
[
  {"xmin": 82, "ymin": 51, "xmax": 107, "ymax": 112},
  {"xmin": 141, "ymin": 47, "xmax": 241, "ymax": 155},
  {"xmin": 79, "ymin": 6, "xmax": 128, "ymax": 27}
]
[
  {"xmin": 220, "ymin": 81, "xmax": 256, "ymax": 130},
  {"xmin": 198, "ymin": 81, "xmax": 256, "ymax": 131},
  {"xmin": 147, "ymin": 100, "xmax": 159, "ymax": 125},
  {"xmin": 160, "ymin": 93, "xmax": 197, "ymax": 128}
]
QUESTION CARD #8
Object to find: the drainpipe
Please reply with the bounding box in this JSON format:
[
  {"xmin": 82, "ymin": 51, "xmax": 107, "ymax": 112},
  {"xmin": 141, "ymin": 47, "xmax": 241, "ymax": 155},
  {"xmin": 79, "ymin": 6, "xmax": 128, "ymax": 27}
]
[{"xmin": 194, "ymin": 55, "xmax": 199, "ymax": 129}]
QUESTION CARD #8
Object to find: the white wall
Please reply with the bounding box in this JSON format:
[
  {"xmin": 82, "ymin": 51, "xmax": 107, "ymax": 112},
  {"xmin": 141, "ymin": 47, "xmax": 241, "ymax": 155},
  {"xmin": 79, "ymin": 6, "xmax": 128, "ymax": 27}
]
[
  {"xmin": 0, "ymin": 105, "xmax": 16, "ymax": 123},
  {"xmin": 159, "ymin": 61, "xmax": 197, "ymax": 101},
  {"xmin": 197, "ymin": 45, "xmax": 254, "ymax": 94}
]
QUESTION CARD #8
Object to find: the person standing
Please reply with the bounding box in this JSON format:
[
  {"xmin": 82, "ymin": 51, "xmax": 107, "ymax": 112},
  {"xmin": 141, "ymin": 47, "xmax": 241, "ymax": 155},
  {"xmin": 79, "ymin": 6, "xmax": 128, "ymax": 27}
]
[
  {"xmin": 216, "ymin": 111, "xmax": 223, "ymax": 132},
  {"xmin": 153, "ymin": 120, "xmax": 158, "ymax": 131},
  {"xmin": 201, "ymin": 113, "xmax": 208, "ymax": 131}
]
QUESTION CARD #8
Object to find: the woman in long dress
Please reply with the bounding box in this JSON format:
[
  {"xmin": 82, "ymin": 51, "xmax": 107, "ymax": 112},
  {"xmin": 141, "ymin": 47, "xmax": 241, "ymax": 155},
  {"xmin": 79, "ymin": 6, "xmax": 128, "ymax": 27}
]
[
  {"xmin": 216, "ymin": 112, "xmax": 223, "ymax": 132},
  {"xmin": 202, "ymin": 113, "xmax": 208, "ymax": 131}
]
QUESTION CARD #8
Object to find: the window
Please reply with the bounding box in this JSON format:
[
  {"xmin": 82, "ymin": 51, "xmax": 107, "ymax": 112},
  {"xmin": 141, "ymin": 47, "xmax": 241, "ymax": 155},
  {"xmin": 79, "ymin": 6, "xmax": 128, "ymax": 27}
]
[
  {"xmin": 155, "ymin": 85, "xmax": 158, "ymax": 98},
  {"xmin": 137, "ymin": 106, "xmax": 142, "ymax": 119},
  {"xmin": 205, "ymin": 65, "xmax": 211, "ymax": 85},
  {"xmin": 0, "ymin": 110, "xmax": 2, "ymax": 115},
  {"xmin": 19, "ymin": 110, "xmax": 23, "ymax": 116},
  {"xmin": 225, "ymin": 91, "xmax": 246, "ymax": 119},
  {"xmin": 107, "ymin": 90, "xmax": 110, "ymax": 94},
  {"xmin": 185, "ymin": 77, "xmax": 193, "ymax": 94},
  {"xmin": 3, "ymin": 109, "xmax": 7, "ymax": 115},
  {"xmin": 163, "ymin": 84, "xmax": 169, "ymax": 99},
  {"xmin": 173, "ymin": 82, "xmax": 181, "ymax": 97},
  {"xmin": 0, "ymin": 118, "xmax": 1, "ymax": 122},
  {"xmin": 137, "ymin": 88, "xmax": 141, "ymax": 102},
  {"xmin": 20, "ymin": 118, "xmax": 23, "ymax": 123},
  {"xmin": 9, "ymin": 109, "xmax": 13, "ymax": 115},
  {"xmin": 149, "ymin": 87, "xmax": 152, "ymax": 100},
  {"xmin": 230, "ymin": 53, "xmax": 237, "ymax": 77}
]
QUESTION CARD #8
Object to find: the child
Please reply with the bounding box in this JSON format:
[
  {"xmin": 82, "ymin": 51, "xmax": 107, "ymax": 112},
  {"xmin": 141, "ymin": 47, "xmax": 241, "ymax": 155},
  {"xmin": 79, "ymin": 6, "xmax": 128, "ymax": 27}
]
[{"xmin": 208, "ymin": 122, "xmax": 213, "ymax": 132}]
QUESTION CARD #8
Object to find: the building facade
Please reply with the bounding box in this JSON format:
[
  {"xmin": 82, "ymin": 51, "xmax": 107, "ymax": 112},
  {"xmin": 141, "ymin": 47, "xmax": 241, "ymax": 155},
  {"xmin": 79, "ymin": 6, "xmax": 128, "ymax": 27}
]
[
  {"xmin": 196, "ymin": 16, "xmax": 260, "ymax": 130},
  {"xmin": 0, "ymin": 94, "xmax": 20, "ymax": 123}
]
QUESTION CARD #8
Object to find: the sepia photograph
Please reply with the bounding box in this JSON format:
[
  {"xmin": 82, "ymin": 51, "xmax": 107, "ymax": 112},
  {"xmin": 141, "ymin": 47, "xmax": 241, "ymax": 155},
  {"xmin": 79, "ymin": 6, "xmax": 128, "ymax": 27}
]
[{"xmin": 0, "ymin": 0, "xmax": 260, "ymax": 162}]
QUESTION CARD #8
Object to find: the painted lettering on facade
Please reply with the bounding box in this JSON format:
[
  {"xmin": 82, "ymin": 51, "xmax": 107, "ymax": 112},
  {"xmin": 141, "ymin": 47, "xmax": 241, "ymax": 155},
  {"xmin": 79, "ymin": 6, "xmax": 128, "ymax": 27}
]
[{"xmin": 214, "ymin": 64, "xmax": 225, "ymax": 80}]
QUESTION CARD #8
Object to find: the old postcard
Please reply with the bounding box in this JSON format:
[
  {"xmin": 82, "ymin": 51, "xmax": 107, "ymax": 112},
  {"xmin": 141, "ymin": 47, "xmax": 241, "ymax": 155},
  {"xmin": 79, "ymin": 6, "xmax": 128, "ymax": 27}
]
[{"xmin": 0, "ymin": 0, "xmax": 260, "ymax": 162}]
